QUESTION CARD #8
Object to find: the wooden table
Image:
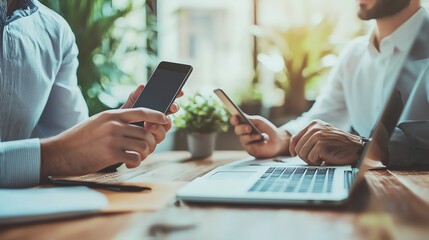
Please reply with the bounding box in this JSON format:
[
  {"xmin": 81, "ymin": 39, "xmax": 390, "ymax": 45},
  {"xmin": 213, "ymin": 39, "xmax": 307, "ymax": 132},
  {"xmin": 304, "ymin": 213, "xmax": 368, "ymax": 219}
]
[{"xmin": 1, "ymin": 151, "xmax": 429, "ymax": 240}]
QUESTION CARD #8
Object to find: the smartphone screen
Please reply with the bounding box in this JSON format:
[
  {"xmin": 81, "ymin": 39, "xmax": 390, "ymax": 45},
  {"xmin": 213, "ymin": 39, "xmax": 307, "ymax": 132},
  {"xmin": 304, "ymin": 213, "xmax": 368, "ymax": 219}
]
[
  {"xmin": 103, "ymin": 61, "xmax": 192, "ymax": 171},
  {"xmin": 133, "ymin": 61, "xmax": 193, "ymax": 113},
  {"xmin": 214, "ymin": 88, "xmax": 264, "ymax": 142}
]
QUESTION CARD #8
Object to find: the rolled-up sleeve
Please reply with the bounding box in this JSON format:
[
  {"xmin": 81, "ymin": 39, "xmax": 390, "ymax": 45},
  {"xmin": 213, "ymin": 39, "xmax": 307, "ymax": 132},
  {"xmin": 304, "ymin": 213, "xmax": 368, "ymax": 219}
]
[{"xmin": 0, "ymin": 139, "xmax": 41, "ymax": 188}]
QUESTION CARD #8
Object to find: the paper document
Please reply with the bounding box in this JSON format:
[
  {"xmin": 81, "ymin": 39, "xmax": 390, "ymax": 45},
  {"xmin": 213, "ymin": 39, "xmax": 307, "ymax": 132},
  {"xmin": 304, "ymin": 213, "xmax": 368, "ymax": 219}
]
[{"xmin": 0, "ymin": 186, "xmax": 108, "ymax": 225}]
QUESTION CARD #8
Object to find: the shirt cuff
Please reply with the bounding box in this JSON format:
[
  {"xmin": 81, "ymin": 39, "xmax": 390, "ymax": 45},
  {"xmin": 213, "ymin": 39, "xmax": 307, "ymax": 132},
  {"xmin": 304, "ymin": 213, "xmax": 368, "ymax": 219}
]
[
  {"xmin": 280, "ymin": 120, "xmax": 310, "ymax": 136},
  {"xmin": 0, "ymin": 139, "xmax": 41, "ymax": 188}
]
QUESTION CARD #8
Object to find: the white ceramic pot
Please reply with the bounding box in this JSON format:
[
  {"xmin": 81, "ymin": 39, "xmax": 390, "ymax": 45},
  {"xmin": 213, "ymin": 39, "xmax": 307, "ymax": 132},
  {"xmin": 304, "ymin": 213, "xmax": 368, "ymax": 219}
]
[{"xmin": 187, "ymin": 132, "xmax": 217, "ymax": 159}]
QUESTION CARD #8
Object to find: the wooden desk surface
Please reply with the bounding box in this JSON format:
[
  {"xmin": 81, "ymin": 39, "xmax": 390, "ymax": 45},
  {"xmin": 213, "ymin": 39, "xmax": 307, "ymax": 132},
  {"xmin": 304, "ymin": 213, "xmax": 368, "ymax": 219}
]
[{"xmin": 1, "ymin": 151, "xmax": 429, "ymax": 240}]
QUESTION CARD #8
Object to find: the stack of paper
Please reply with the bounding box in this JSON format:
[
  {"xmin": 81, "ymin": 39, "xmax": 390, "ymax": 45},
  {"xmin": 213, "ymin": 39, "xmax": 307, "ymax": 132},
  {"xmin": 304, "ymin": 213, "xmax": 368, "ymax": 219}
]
[{"xmin": 0, "ymin": 186, "xmax": 108, "ymax": 225}]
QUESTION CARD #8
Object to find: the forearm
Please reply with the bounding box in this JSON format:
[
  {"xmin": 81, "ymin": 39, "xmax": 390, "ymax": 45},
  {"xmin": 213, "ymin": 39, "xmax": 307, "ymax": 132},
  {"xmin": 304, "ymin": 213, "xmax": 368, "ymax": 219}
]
[{"xmin": 0, "ymin": 139, "xmax": 41, "ymax": 188}]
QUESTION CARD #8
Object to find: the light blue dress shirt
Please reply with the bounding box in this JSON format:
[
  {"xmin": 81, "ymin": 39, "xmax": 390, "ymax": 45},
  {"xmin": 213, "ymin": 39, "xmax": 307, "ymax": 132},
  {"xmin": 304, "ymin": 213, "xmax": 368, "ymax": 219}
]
[{"xmin": 0, "ymin": 0, "xmax": 88, "ymax": 188}]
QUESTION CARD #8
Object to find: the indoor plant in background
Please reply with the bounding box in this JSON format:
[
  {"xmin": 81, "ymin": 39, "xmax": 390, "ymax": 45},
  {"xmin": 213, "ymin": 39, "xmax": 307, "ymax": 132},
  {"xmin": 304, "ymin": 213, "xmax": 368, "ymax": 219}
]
[
  {"xmin": 41, "ymin": 0, "xmax": 132, "ymax": 114},
  {"xmin": 252, "ymin": 16, "xmax": 338, "ymax": 117},
  {"xmin": 174, "ymin": 93, "xmax": 230, "ymax": 159},
  {"xmin": 41, "ymin": 0, "xmax": 159, "ymax": 115}
]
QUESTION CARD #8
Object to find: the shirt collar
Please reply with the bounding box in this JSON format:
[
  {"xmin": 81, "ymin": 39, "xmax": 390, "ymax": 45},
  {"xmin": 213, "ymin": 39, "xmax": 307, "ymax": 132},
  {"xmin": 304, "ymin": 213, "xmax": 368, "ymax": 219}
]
[
  {"xmin": 0, "ymin": 0, "xmax": 7, "ymax": 22},
  {"xmin": 17, "ymin": 0, "xmax": 37, "ymax": 11},
  {"xmin": 1, "ymin": 0, "xmax": 38, "ymax": 25},
  {"xmin": 367, "ymin": 7, "xmax": 428, "ymax": 58}
]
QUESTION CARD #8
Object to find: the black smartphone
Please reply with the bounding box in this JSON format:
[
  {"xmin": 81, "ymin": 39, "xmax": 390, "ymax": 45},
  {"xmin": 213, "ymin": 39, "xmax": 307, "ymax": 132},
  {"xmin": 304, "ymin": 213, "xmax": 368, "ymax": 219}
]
[
  {"xmin": 104, "ymin": 61, "xmax": 193, "ymax": 171},
  {"xmin": 132, "ymin": 61, "xmax": 193, "ymax": 126},
  {"xmin": 213, "ymin": 88, "xmax": 264, "ymax": 143}
]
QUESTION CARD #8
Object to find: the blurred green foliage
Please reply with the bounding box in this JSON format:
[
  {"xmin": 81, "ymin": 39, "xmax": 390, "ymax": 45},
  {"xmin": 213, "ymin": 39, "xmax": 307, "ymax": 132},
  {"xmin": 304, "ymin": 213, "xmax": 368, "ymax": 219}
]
[
  {"xmin": 254, "ymin": 16, "xmax": 337, "ymax": 114},
  {"xmin": 41, "ymin": 0, "xmax": 132, "ymax": 115},
  {"xmin": 174, "ymin": 93, "xmax": 230, "ymax": 133}
]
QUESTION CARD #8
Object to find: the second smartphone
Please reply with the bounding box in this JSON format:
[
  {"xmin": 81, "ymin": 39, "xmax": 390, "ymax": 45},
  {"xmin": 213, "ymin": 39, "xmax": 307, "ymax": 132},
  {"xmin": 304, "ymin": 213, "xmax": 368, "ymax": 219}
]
[{"xmin": 214, "ymin": 88, "xmax": 264, "ymax": 143}]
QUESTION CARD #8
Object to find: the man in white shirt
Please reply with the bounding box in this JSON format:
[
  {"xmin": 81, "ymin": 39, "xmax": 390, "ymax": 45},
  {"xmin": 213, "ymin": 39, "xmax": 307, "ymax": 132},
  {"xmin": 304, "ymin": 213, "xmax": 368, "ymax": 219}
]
[
  {"xmin": 232, "ymin": 0, "xmax": 429, "ymax": 168},
  {"xmin": 0, "ymin": 0, "xmax": 179, "ymax": 188}
]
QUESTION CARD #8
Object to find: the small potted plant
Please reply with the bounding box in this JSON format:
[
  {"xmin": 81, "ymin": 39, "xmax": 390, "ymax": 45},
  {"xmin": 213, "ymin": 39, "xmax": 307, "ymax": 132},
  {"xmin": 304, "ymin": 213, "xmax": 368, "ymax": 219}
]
[{"xmin": 174, "ymin": 93, "xmax": 229, "ymax": 158}]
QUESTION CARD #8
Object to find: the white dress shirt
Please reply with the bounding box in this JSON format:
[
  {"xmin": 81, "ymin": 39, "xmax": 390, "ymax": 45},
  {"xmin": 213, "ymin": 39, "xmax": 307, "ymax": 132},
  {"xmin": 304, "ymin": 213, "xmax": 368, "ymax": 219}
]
[
  {"xmin": 0, "ymin": 0, "xmax": 88, "ymax": 188},
  {"xmin": 283, "ymin": 7, "xmax": 427, "ymax": 137},
  {"xmin": 282, "ymin": 7, "xmax": 429, "ymax": 167}
]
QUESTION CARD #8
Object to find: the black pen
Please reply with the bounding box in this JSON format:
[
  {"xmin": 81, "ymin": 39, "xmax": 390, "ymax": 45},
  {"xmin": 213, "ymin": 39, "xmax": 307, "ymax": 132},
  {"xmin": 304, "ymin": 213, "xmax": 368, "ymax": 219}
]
[{"xmin": 49, "ymin": 178, "xmax": 151, "ymax": 192}]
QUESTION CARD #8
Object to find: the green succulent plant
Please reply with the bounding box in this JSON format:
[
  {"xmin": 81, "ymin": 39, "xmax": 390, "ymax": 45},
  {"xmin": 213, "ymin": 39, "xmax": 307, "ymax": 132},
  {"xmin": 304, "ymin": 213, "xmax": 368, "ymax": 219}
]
[{"xmin": 174, "ymin": 93, "xmax": 230, "ymax": 134}]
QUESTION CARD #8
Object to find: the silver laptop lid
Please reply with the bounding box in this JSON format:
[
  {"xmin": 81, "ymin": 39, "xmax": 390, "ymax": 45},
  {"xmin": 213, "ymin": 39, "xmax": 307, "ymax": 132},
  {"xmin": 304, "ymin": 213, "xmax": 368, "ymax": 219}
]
[{"xmin": 350, "ymin": 16, "xmax": 429, "ymax": 191}]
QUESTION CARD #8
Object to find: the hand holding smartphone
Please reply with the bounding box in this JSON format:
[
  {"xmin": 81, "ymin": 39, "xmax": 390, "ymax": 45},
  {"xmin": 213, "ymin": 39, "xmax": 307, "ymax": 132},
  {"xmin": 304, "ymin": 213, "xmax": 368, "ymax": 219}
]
[
  {"xmin": 214, "ymin": 88, "xmax": 265, "ymax": 143},
  {"xmin": 104, "ymin": 61, "xmax": 193, "ymax": 171},
  {"xmin": 131, "ymin": 61, "xmax": 193, "ymax": 126}
]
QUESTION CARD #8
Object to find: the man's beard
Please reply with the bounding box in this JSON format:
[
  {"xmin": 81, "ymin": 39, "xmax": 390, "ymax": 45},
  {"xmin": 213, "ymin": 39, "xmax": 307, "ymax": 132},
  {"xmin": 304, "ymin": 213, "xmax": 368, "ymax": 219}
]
[{"xmin": 358, "ymin": 0, "xmax": 411, "ymax": 20}]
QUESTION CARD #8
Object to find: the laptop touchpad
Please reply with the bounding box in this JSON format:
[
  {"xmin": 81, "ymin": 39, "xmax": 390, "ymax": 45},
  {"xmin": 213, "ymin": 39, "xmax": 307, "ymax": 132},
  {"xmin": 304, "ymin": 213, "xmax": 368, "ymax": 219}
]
[{"xmin": 208, "ymin": 171, "xmax": 257, "ymax": 181}]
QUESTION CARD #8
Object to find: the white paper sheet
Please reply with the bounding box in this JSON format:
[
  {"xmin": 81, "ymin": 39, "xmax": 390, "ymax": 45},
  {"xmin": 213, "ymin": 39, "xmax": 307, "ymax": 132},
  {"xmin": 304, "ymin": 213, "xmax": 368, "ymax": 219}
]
[{"xmin": 0, "ymin": 186, "xmax": 108, "ymax": 224}]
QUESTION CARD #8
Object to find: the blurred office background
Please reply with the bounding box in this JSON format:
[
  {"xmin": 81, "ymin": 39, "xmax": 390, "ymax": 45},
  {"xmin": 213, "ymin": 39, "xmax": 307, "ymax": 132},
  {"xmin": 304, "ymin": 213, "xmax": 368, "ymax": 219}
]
[{"xmin": 41, "ymin": 0, "xmax": 429, "ymax": 151}]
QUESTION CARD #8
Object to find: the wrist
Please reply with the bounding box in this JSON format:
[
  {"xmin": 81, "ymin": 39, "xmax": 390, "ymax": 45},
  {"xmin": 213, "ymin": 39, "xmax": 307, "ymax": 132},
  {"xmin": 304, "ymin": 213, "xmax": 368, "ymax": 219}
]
[
  {"xmin": 355, "ymin": 136, "xmax": 371, "ymax": 165},
  {"xmin": 277, "ymin": 129, "xmax": 292, "ymax": 156},
  {"xmin": 40, "ymin": 136, "xmax": 63, "ymax": 179},
  {"xmin": 356, "ymin": 136, "xmax": 371, "ymax": 156}
]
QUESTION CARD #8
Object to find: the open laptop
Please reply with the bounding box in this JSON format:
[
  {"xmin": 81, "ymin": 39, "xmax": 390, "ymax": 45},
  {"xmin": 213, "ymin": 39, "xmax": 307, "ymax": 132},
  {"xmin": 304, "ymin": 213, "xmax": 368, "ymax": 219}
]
[
  {"xmin": 176, "ymin": 20, "xmax": 429, "ymax": 206},
  {"xmin": 176, "ymin": 76, "xmax": 406, "ymax": 206}
]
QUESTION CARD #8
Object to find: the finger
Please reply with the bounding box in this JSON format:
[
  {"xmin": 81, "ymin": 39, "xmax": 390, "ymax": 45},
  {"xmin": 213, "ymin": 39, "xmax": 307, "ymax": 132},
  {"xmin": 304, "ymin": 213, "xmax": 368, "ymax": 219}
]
[
  {"xmin": 234, "ymin": 124, "xmax": 253, "ymax": 136},
  {"xmin": 307, "ymin": 142, "xmax": 324, "ymax": 166},
  {"xmin": 113, "ymin": 108, "xmax": 169, "ymax": 124},
  {"xmin": 117, "ymin": 151, "xmax": 142, "ymax": 168},
  {"xmin": 297, "ymin": 134, "xmax": 319, "ymax": 162},
  {"xmin": 121, "ymin": 84, "xmax": 145, "ymax": 109},
  {"xmin": 119, "ymin": 136, "xmax": 154, "ymax": 158},
  {"xmin": 293, "ymin": 131, "xmax": 315, "ymax": 159},
  {"xmin": 120, "ymin": 123, "xmax": 152, "ymax": 140},
  {"xmin": 294, "ymin": 129, "xmax": 322, "ymax": 158},
  {"xmin": 289, "ymin": 125, "xmax": 313, "ymax": 157},
  {"xmin": 240, "ymin": 134, "xmax": 266, "ymax": 145},
  {"xmin": 230, "ymin": 115, "xmax": 241, "ymax": 126},
  {"xmin": 145, "ymin": 123, "xmax": 167, "ymax": 143},
  {"xmin": 177, "ymin": 90, "xmax": 184, "ymax": 98},
  {"xmin": 169, "ymin": 103, "xmax": 180, "ymax": 114},
  {"xmin": 160, "ymin": 116, "xmax": 172, "ymax": 132},
  {"xmin": 146, "ymin": 115, "xmax": 172, "ymax": 132},
  {"xmin": 289, "ymin": 129, "xmax": 309, "ymax": 157},
  {"xmin": 261, "ymin": 133, "xmax": 269, "ymax": 141}
]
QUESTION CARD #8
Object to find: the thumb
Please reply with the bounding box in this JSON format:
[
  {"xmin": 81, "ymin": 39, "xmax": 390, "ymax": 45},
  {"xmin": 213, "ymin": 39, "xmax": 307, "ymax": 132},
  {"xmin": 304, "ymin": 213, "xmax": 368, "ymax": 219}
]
[
  {"xmin": 121, "ymin": 84, "xmax": 145, "ymax": 109},
  {"xmin": 115, "ymin": 108, "xmax": 169, "ymax": 124}
]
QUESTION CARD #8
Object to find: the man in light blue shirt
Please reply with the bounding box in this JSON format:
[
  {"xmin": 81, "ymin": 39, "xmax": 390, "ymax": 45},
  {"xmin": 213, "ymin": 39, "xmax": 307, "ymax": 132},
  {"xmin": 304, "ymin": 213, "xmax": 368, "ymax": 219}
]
[{"xmin": 0, "ymin": 0, "xmax": 178, "ymax": 188}]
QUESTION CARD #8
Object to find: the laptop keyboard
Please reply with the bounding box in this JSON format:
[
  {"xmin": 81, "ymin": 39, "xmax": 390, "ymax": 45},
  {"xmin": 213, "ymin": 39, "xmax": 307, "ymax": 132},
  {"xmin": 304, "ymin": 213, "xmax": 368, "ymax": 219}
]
[
  {"xmin": 344, "ymin": 169, "xmax": 358, "ymax": 191},
  {"xmin": 248, "ymin": 167, "xmax": 336, "ymax": 193}
]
